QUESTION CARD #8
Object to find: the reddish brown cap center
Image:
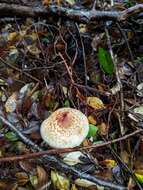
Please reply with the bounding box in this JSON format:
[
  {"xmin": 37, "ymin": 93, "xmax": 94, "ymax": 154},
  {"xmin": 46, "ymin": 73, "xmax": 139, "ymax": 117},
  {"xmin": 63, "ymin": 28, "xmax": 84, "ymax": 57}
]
[{"xmin": 56, "ymin": 111, "xmax": 72, "ymax": 128}]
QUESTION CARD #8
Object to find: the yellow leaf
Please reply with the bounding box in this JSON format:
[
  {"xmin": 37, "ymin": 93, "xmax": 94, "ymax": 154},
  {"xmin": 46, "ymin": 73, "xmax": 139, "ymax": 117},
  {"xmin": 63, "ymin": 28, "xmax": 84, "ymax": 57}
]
[
  {"xmin": 79, "ymin": 24, "xmax": 87, "ymax": 33},
  {"xmin": 19, "ymin": 30, "xmax": 27, "ymax": 37},
  {"xmin": 75, "ymin": 179, "xmax": 96, "ymax": 187},
  {"xmin": 88, "ymin": 115, "xmax": 97, "ymax": 125},
  {"xmin": 51, "ymin": 170, "xmax": 70, "ymax": 190},
  {"xmin": 27, "ymin": 44, "xmax": 41, "ymax": 56},
  {"xmin": 8, "ymin": 32, "xmax": 18, "ymax": 41},
  {"xmin": 86, "ymin": 97, "xmax": 104, "ymax": 109},
  {"xmin": 82, "ymin": 139, "xmax": 90, "ymax": 147},
  {"xmin": 71, "ymin": 184, "xmax": 78, "ymax": 190},
  {"xmin": 100, "ymin": 159, "xmax": 117, "ymax": 168},
  {"xmin": 135, "ymin": 173, "xmax": 143, "ymax": 183},
  {"xmin": 29, "ymin": 175, "xmax": 38, "ymax": 187}
]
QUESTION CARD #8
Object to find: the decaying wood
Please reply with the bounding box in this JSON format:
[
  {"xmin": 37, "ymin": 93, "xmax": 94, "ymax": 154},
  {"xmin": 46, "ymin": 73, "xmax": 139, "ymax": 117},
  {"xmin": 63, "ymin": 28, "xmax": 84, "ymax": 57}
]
[{"xmin": 0, "ymin": 3, "xmax": 142, "ymax": 23}]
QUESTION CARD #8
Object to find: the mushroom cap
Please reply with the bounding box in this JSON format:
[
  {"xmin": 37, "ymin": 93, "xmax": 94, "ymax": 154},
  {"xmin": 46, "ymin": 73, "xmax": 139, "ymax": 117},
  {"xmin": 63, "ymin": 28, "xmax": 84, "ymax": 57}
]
[{"xmin": 40, "ymin": 108, "xmax": 89, "ymax": 148}]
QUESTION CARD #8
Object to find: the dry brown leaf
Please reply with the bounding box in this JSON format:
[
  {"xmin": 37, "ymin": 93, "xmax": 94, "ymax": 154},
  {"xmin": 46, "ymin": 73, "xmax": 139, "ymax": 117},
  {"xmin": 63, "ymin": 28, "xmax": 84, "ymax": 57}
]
[
  {"xmin": 5, "ymin": 92, "xmax": 18, "ymax": 113},
  {"xmin": 43, "ymin": 0, "xmax": 61, "ymax": 6},
  {"xmin": 36, "ymin": 166, "xmax": 49, "ymax": 190},
  {"xmin": 8, "ymin": 32, "xmax": 18, "ymax": 42},
  {"xmin": 15, "ymin": 172, "xmax": 29, "ymax": 186},
  {"xmin": 0, "ymin": 179, "xmax": 17, "ymax": 190},
  {"xmin": 97, "ymin": 122, "xmax": 108, "ymax": 136}
]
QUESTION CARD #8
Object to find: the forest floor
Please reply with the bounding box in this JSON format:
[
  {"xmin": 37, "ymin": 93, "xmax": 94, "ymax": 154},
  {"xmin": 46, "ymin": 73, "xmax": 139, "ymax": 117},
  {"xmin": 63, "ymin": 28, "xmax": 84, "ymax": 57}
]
[{"xmin": 0, "ymin": 0, "xmax": 143, "ymax": 189}]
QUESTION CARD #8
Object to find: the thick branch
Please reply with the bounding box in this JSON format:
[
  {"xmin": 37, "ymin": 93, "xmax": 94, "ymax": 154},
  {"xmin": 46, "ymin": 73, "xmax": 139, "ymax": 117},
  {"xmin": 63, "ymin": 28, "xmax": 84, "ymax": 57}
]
[{"xmin": 0, "ymin": 3, "xmax": 142, "ymax": 23}]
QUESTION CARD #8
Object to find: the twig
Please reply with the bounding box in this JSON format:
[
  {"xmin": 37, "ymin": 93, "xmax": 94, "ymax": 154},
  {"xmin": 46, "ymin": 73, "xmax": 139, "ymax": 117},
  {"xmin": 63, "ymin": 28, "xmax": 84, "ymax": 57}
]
[
  {"xmin": 105, "ymin": 27, "xmax": 125, "ymax": 135},
  {"xmin": 75, "ymin": 23, "xmax": 87, "ymax": 113},
  {"xmin": 0, "ymin": 3, "xmax": 143, "ymax": 23},
  {"xmin": 58, "ymin": 52, "xmax": 74, "ymax": 84},
  {"xmin": 116, "ymin": 22, "xmax": 134, "ymax": 62},
  {"xmin": 0, "ymin": 57, "xmax": 41, "ymax": 84},
  {"xmin": 0, "ymin": 114, "xmax": 41, "ymax": 151},
  {"xmin": 0, "ymin": 115, "xmax": 142, "ymax": 161},
  {"xmin": 0, "ymin": 114, "xmax": 126, "ymax": 190},
  {"xmin": 109, "ymin": 143, "xmax": 143, "ymax": 190}
]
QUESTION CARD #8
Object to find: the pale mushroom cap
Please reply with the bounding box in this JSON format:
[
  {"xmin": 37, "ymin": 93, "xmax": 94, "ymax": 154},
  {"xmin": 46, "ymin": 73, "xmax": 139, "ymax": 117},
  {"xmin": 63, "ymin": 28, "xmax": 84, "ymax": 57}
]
[{"xmin": 40, "ymin": 108, "xmax": 89, "ymax": 148}]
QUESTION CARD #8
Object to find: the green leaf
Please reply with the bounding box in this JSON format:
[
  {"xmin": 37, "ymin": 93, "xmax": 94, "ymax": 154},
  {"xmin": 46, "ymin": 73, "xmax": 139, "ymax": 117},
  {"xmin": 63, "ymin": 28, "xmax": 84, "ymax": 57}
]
[
  {"xmin": 4, "ymin": 132, "xmax": 18, "ymax": 141},
  {"xmin": 98, "ymin": 47, "xmax": 114, "ymax": 75},
  {"xmin": 135, "ymin": 173, "xmax": 143, "ymax": 184},
  {"xmin": 87, "ymin": 124, "xmax": 98, "ymax": 138},
  {"xmin": 64, "ymin": 99, "xmax": 70, "ymax": 107}
]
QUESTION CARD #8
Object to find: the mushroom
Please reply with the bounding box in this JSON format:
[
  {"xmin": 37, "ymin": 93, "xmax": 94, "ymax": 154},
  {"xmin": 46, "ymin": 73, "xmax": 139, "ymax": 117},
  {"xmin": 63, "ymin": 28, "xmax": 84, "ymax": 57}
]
[{"xmin": 40, "ymin": 108, "xmax": 89, "ymax": 148}]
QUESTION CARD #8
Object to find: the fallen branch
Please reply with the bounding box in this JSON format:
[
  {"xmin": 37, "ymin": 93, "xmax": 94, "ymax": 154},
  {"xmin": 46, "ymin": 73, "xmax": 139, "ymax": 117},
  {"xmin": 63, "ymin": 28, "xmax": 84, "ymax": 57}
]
[
  {"xmin": 0, "ymin": 114, "xmax": 126, "ymax": 190},
  {"xmin": 0, "ymin": 128, "xmax": 142, "ymax": 162},
  {"xmin": 0, "ymin": 3, "xmax": 142, "ymax": 23}
]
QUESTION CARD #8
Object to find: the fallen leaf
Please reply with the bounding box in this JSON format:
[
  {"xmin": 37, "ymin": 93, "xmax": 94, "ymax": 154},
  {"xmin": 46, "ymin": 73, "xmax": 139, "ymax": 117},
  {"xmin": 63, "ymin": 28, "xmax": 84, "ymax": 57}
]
[
  {"xmin": 65, "ymin": 0, "xmax": 75, "ymax": 5},
  {"xmin": 4, "ymin": 131, "xmax": 18, "ymax": 142},
  {"xmin": 134, "ymin": 106, "xmax": 143, "ymax": 115},
  {"xmin": 137, "ymin": 82, "xmax": 143, "ymax": 97},
  {"xmin": 86, "ymin": 97, "xmax": 104, "ymax": 110},
  {"xmin": 29, "ymin": 175, "xmax": 38, "ymax": 187},
  {"xmin": 75, "ymin": 179, "xmax": 96, "ymax": 187},
  {"xmin": 135, "ymin": 172, "xmax": 143, "ymax": 183},
  {"xmin": 8, "ymin": 32, "xmax": 18, "ymax": 42},
  {"xmin": 87, "ymin": 124, "xmax": 98, "ymax": 138},
  {"xmin": 97, "ymin": 122, "xmax": 108, "ymax": 136},
  {"xmin": 8, "ymin": 47, "xmax": 19, "ymax": 63},
  {"xmin": 71, "ymin": 184, "xmax": 78, "ymax": 190},
  {"xmin": 20, "ymin": 83, "xmax": 35, "ymax": 96},
  {"xmin": 36, "ymin": 166, "xmax": 49, "ymax": 189},
  {"xmin": 64, "ymin": 99, "xmax": 70, "ymax": 107},
  {"xmin": 0, "ymin": 179, "xmax": 17, "ymax": 190},
  {"xmin": 88, "ymin": 115, "xmax": 97, "ymax": 125},
  {"xmin": 51, "ymin": 170, "xmax": 70, "ymax": 190},
  {"xmin": 98, "ymin": 47, "xmax": 114, "ymax": 75},
  {"xmin": 100, "ymin": 159, "xmax": 117, "ymax": 168},
  {"xmin": 27, "ymin": 44, "xmax": 41, "ymax": 56},
  {"xmin": 79, "ymin": 24, "xmax": 87, "ymax": 33},
  {"xmin": 5, "ymin": 92, "xmax": 18, "ymax": 113},
  {"xmin": 63, "ymin": 151, "xmax": 84, "ymax": 166},
  {"xmin": 15, "ymin": 172, "xmax": 29, "ymax": 186}
]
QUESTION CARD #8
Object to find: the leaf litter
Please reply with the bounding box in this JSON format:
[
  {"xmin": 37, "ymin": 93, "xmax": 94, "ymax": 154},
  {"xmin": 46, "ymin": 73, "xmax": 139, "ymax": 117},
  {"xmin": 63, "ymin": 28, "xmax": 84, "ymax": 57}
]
[{"xmin": 0, "ymin": 0, "xmax": 143, "ymax": 189}]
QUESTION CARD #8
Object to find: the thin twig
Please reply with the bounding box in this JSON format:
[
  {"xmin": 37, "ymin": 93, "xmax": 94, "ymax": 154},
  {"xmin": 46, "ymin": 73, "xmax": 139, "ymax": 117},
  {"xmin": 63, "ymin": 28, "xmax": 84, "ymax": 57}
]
[
  {"xmin": 0, "ymin": 57, "xmax": 41, "ymax": 84},
  {"xmin": 0, "ymin": 115, "xmax": 142, "ymax": 162},
  {"xmin": 105, "ymin": 27, "xmax": 125, "ymax": 135},
  {"xmin": 0, "ymin": 114, "xmax": 126, "ymax": 190},
  {"xmin": 75, "ymin": 23, "xmax": 87, "ymax": 113},
  {"xmin": 116, "ymin": 22, "xmax": 134, "ymax": 62}
]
